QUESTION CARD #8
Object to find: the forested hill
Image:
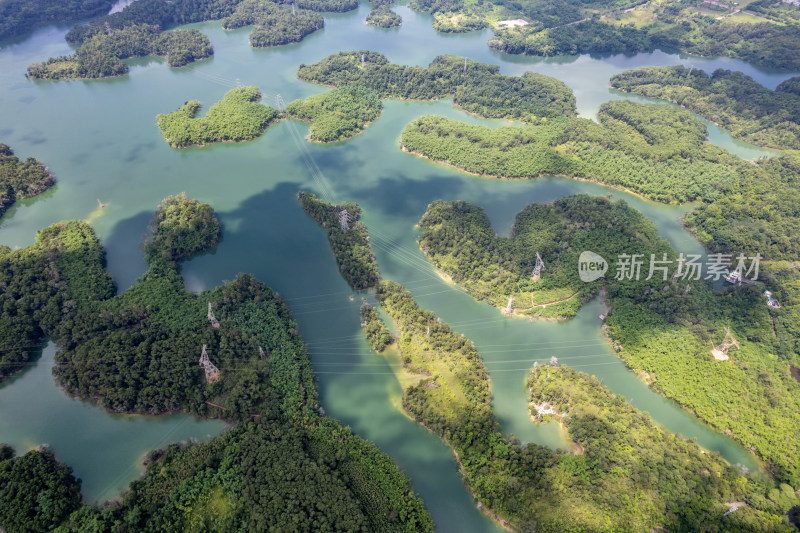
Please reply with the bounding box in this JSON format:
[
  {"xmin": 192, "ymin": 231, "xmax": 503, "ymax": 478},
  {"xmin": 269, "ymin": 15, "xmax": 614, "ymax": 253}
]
[
  {"xmin": 374, "ymin": 280, "xmax": 798, "ymax": 531},
  {"xmin": 296, "ymin": 51, "xmax": 577, "ymax": 122},
  {"xmin": 0, "ymin": 0, "xmax": 112, "ymax": 41},
  {"xmin": 401, "ymin": 101, "xmax": 743, "ymax": 204},
  {"xmin": 0, "ymin": 143, "xmax": 54, "ymax": 218},
  {"xmin": 0, "ymin": 195, "xmax": 434, "ymax": 532},
  {"xmin": 299, "ymin": 192, "xmax": 380, "ymax": 290},
  {"xmin": 611, "ymin": 66, "xmax": 800, "ymax": 150},
  {"xmin": 413, "ymin": 196, "xmax": 800, "ymax": 488}
]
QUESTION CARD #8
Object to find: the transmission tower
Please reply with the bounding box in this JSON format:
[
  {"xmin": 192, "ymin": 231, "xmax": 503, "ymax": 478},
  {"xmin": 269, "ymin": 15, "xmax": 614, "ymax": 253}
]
[
  {"xmin": 199, "ymin": 344, "xmax": 220, "ymax": 383},
  {"xmin": 339, "ymin": 209, "xmax": 350, "ymax": 232},
  {"xmin": 532, "ymin": 252, "xmax": 545, "ymax": 280}
]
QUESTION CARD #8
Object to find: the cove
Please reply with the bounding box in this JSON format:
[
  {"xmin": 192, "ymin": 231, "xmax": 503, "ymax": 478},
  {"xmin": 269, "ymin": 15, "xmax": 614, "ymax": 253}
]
[
  {"xmin": 0, "ymin": 3, "xmax": 785, "ymax": 529},
  {"xmin": 0, "ymin": 343, "xmax": 226, "ymax": 504}
]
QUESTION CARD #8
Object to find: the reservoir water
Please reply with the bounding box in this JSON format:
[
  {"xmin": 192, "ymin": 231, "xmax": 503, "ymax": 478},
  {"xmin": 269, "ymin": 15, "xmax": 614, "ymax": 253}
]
[{"xmin": 0, "ymin": 3, "xmax": 794, "ymax": 530}]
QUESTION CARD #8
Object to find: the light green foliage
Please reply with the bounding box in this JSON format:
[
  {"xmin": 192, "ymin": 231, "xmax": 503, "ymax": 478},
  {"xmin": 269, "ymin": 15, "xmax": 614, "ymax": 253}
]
[
  {"xmin": 377, "ymin": 281, "xmax": 793, "ymax": 531},
  {"xmin": 298, "ymin": 192, "xmax": 380, "ymax": 289},
  {"xmin": 0, "ymin": 143, "xmax": 53, "ymax": 218},
  {"xmin": 367, "ymin": 0, "xmax": 402, "ymax": 27},
  {"xmin": 26, "ymin": 25, "xmax": 213, "ymax": 80},
  {"xmin": 401, "ymin": 101, "xmax": 742, "ymax": 203},
  {"xmin": 611, "ymin": 66, "xmax": 800, "ymax": 150},
  {"xmin": 415, "ymin": 195, "xmax": 800, "ymax": 487},
  {"xmin": 157, "ymin": 86, "xmax": 279, "ymax": 148},
  {"xmin": 0, "ymin": 445, "xmax": 82, "ymax": 533},
  {"xmin": 287, "ymin": 86, "xmax": 382, "ymax": 142},
  {"xmin": 222, "ymin": 0, "xmax": 324, "ymax": 47},
  {"xmin": 297, "ymin": 51, "xmax": 577, "ymax": 122}
]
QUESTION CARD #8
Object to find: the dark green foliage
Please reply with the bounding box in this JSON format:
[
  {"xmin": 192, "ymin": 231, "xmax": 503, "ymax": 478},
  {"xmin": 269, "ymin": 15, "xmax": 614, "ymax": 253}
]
[
  {"xmin": 611, "ymin": 66, "xmax": 800, "ymax": 150},
  {"xmin": 361, "ymin": 303, "xmax": 393, "ymax": 352},
  {"xmin": 490, "ymin": 20, "xmax": 653, "ymax": 56},
  {"xmin": 55, "ymin": 420, "xmax": 432, "ymax": 532},
  {"xmin": 144, "ymin": 193, "xmax": 221, "ymax": 265},
  {"xmin": 0, "ymin": 445, "xmax": 83, "ymax": 533},
  {"xmin": 157, "ymin": 86, "xmax": 279, "ymax": 148},
  {"xmin": 377, "ymin": 281, "xmax": 791, "ymax": 531},
  {"xmin": 367, "ymin": 0, "xmax": 402, "ymax": 28},
  {"xmin": 0, "ymin": 143, "xmax": 54, "ymax": 218},
  {"xmin": 401, "ymin": 101, "xmax": 743, "ymax": 203},
  {"xmin": 282, "ymin": 0, "xmax": 358, "ymax": 12},
  {"xmin": 26, "ymin": 25, "xmax": 213, "ymax": 80},
  {"xmin": 297, "ymin": 51, "xmax": 577, "ymax": 122},
  {"xmin": 0, "ymin": 0, "xmax": 113, "ymax": 41},
  {"xmin": 286, "ymin": 86, "xmax": 382, "ymax": 142},
  {"xmin": 777, "ymin": 76, "xmax": 800, "ymax": 97},
  {"xmin": 222, "ymin": 0, "xmax": 324, "ymax": 46},
  {"xmin": 0, "ymin": 221, "xmax": 114, "ymax": 381},
  {"xmin": 298, "ymin": 192, "xmax": 380, "ymax": 290}
]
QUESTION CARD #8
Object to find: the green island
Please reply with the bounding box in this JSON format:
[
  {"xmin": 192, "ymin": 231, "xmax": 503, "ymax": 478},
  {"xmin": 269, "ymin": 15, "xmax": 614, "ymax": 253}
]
[
  {"xmin": 0, "ymin": 143, "xmax": 54, "ymax": 218},
  {"xmin": 367, "ymin": 0, "xmax": 402, "ymax": 28},
  {"xmin": 25, "ymin": 0, "xmax": 361, "ymax": 80},
  {"xmin": 26, "ymin": 24, "xmax": 213, "ymax": 80},
  {"xmin": 0, "ymin": 194, "xmax": 433, "ymax": 532},
  {"xmin": 286, "ymin": 85, "xmax": 382, "ymax": 142},
  {"xmin": 401, "ymin": 101, "xmax": 743, "ymax": 204},
  {"xmin": 610, "ymin": 66, "xmax": 800, "ymax": 151},
  {"xmin": 298, "ymin": 192, "xmax": 380, "ymax": 290},
  {"xmin": 413, "ymin": 195, "xmax": 800, "ymax": 488},
  {"xmin": 0, "ymin": 0, "xmax": 113, "ymax": 41},
  {"xmin": 374, "ymin": 279, "xmax": 799, "ymax": 531},
  {"xmin": 222, "ymin": 0, "xmax": 324, "ymax": 47},
  {"xmin": 156, "ymin": 86, "xmax": 279, "ymax": 148},
  {"xmin": 296, "ymin": 51, "xmax": 577, "ymax": 123}
]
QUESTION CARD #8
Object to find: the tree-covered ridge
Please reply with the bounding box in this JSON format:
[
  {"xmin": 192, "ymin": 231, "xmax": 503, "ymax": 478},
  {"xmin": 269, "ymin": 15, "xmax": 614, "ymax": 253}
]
[
  {"xmin": 298, "ymin": 192, "xmax": 380, "ymax": 290},
  {"xmin": 0, "ymin": 0, "xmax": 113, "ymax": 41},
  {"xmin": 0, "ymin": 445, "xmax": 83, "ymax": 533},
  {"xmin": 26, "ymin": 25, "xmax": 213, "ymax": 80},
  {"xmin": 0, "ymin": 143, "xmax": 54, "ymax": 218},
  {"xmin": 413, "ymin": 196, "xmax": 800, "ymax": 487},
  {"xmin": 222, "ymin": 0, "xmax": 324, "ymax": 47},
  {"xmin": 418, "ymin": 195, "xmax": 669, "ymax": 317},
  {"xmin": 401, "ymin": 100, "xmax": 744, "ymax": 204},
  {"xmin": 296, "ymin": 51, "xmax": 577, "ymax": 122},
  {"xmin": 376, "ymin": 280, "xmax": 794, "ymax": 532},
  {"xmin": 610, "ymin": 66, "xmax": 800, "ymax": 150},
  {"xmin": 527, "ymin": 365, "xmax": 800, "ymax": 532},
  {"xmin": 286, "ymin": 86, "xmax": 382, "ymax": 142},
  {"xmin": 49, "ymin": 418, "xmax": 433, "ymax": 532},
  {"xmin": 367, "ymin": 0, "xmax": 402, "ymax": 28},
  {"xmin": 0, "ymin": 221, "xmax": 114, "ymax": 382},
  {"xmin": 157, "ymin": 86, "xmax": 279, "ymax": 148}
]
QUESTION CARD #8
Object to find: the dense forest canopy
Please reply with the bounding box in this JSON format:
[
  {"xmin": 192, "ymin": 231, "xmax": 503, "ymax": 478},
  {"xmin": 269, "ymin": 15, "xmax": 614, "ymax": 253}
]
[
  {"xmin": 222, "ymin": 0, "xmax": 324, "ymax": 47},
  {"xmin": 0, "ymin": 0, "xmax": 113, "ymax": 41},
  {"xmin": 413, "ymin": 196, "xmax": 800, "ymax": 487},
  {"xmin": 401, "ymin": 101, "xmax": 743, "ymax": 204},
  {"xmin": 375, "ymin": 280, "xmax": 797, "ymax": 531},
  {"xmin": 298, "ymin": 192, "xmax": 380, "ymax": 290},
  {"xmin": 0, "ymin": 143, "xmax": 54, "ymax": 218},
  {"xmin": 0, "ymin": 445, "xmax": 83, "ymax": 532},
  {"xmin": 611, "ymin": 66, "xmax": 800, "ymax": 150},
  {"xmin": 157, "ymin": 86, "xmax": 279, "ymax": 148},
  {"xmin": 297, "ymin": 51, "xmax": 577, "ymax": 122},
  {"xmin": 26, "ymin": 25, "xmax": 213, "ymax": 80},
  {"xmin": 286, "ymin": 86, "xmax": 382, "ymax": 142}
]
